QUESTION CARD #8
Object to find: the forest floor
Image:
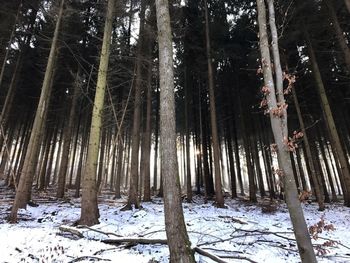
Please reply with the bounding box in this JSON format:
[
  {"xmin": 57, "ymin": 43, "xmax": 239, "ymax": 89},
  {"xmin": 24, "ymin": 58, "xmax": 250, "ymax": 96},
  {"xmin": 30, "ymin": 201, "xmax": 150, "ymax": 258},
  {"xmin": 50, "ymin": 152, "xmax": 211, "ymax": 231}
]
[{"xmin": 0, "ymin": 187, "xmax": 350, "ymax": 263}]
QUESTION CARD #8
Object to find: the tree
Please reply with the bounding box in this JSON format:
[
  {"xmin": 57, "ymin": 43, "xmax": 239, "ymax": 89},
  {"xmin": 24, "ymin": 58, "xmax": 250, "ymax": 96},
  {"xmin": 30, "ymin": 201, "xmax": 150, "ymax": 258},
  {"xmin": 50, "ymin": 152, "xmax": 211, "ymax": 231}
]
[
  {"xmin": 56, "ymin": 69, "xmax": 81, "ymax": 198},
  {"xmin": 304, "ymin": 29, "xmax": 350, "ymax": 207},
  {"xmin": 78, "ymin": 0, "xmax": 116, "ymax": 226},
  {"xmin": 155, "ymin": 0, "xmax": 195, "ymax": 261},
  {"xmin": 124, "ymin": 0, "xmax": 148, "ymax": 210},
  {"xmin": 344, "ymin": 0, "xmax": 350, "ymax": 13},
  {"xmin": 8, "ymin": 0, "xmax": 65, "ymax": 223},
  {"xmin": 256, "ymin": 0, "xmax": 317, "ymax": 262},
  {"xmin": 203, "ymin": 0, "xmax": 224, "ymax": 208}
]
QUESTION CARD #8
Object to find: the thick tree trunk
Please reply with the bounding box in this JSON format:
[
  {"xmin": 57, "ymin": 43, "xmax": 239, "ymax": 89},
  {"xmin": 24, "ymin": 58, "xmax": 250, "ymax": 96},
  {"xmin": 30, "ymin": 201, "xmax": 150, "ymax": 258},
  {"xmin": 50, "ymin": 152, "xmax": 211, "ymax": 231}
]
[
  {"xmin": 8, "ymin": 0, "xmax": 65, "ymax": 223},
  {"xmin": 155, "ymin": 0, "xmax": 195, "ymax": 262},
  {"xmin": 257, "ymin": 1, "xmax": 317, "ymax": 262},
  {"xmin": 79, "ymin": 0, "xmax": 115, "ymax": 226},
  {"xmin": 203, "ymin": 0, "xmax": 224, "ymax": 208}
]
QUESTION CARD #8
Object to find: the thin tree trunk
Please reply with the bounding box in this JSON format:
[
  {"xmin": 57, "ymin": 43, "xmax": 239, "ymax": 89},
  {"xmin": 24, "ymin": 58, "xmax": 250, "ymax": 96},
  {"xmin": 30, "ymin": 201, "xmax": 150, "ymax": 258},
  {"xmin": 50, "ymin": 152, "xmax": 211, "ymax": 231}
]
[
  {"xmin": 57, "ymin": 69, "xmax": 81, "ymax": 197},
  {"xmin": 0, "ymin": 1, "xmax": 22, "ymax": 89},
  {"xmin": 319, "ymin": 136, "xmax": 338, "ymax": 202},
  {"xmin": 184, "ymin": 66, "xmax": 192, "ymax": 202},
  {"xmin": 141, "ymin": 57, "xmax": 153, "ymax": 202},
  {"xmin": 325, "ymin": 0, "xmax": 350, "ymax": 74},
  {"xmin": 153, "ymin": 86, "xmax": 160, "ymax": 194},
  {"xmin": 203, "ymin": 0, "xmax": 224, "ymax": 207},
  {"xmin": 292, "ymin": 85, "xmax": 325, "ymax": 210},
  {"xmin": 125, "ymin": 0, "xmax": 147, "ymax": 209}
]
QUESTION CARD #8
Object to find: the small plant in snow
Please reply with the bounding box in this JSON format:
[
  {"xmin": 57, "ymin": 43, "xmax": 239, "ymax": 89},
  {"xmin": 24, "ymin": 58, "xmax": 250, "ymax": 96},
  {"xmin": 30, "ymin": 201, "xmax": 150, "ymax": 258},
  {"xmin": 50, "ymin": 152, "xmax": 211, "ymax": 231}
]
[{"xmin": 309, "ymin": 215, "xmax": 337, "ymax": 255}]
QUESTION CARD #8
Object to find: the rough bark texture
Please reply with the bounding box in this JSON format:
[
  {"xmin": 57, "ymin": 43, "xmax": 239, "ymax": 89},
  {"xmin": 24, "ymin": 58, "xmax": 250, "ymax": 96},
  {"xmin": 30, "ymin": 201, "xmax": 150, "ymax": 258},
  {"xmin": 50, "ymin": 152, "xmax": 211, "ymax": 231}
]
[
  {"xmin": 8, "ymin": 0, "xmax": 65, "ymax": 223},
  {"xmin": 155, "ymin": 0, "xmax": 195, "ymax": 262},
  {"xmin": 256, "ymin": 1, "xmax": 317, "ymax": 262},
  {"xmin": 79, "ymin": 0, "xmax": 115, "ymax": 226}
]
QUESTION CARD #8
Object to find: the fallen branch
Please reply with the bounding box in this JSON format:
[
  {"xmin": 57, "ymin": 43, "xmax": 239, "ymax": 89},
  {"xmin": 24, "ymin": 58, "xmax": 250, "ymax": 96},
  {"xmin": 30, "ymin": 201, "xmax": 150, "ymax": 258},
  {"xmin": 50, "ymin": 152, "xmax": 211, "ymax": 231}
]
[
  {"xmin": 219, "ymin": 255, "xmax": 258, "ymax": 263},
  {"xmin": 218, "ymin": 215, "xmax": 248, "ymax": 225},
  {"xmin": 102, "ymin": 237, "xmax": 167, "ymax": 245},
  {"xmin": 59, "ymin": 225, "xmax": 84, "ymax": 238},
  {"xmin": 76, "ymin": 225, "xmax": 123, "ymax": 237},
  {"xmin": 68, "ymin": 256, "xmax": 111, "ymax": 262},
  {"xmin": 194, "ymin": 247, "xmax": 229, "ymax": 263},
  {"xmin": 235, "ymin": 228, "xmax": 295, "ymax": 241}
]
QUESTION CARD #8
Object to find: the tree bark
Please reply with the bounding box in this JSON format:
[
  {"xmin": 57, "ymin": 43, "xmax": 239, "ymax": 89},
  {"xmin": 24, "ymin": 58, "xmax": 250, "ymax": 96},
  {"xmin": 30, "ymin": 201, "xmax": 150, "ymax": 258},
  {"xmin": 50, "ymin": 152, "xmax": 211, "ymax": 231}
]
[
  {"xmin": 305, "ymin": 29, "xmax": 350, "ymax": 206},
  {"xmin": 203, "ymin": 0, "xmax": 224, "ymax": 208},
  {"xmin": 79, "ymin": 0, "xmax": 116, "ymax": 226},
  {"xmin": 0, "ymin": 1, "xmax": 22, "ymax": 90},
  {"xmin": 257, "ymin": 1, "xmax": 317, "ymax": 262},
  {"xmin": 8, "ymin": 0, "xmax": 65, "ymax": 223},
  {"xmin": 141, "ymin": 57, "xmax": 153, "ymax": 202},
  {"xmin": 155, "ymin": 0, "xmax": 195, "ymax": 262},
  {"xmin": 325, "ymin": 0, "xmax": 350, "ymax": 74},
  {"xmin": 57, "ymin": 69, "xmax": 81, "ymax": 198},
  {"xmin": 125, "ymin": 0, "xmax": 147, "ymax": 209},
  {"xmin": 292, "ymin": 85, "xmax": 325, "ymax": 210}
]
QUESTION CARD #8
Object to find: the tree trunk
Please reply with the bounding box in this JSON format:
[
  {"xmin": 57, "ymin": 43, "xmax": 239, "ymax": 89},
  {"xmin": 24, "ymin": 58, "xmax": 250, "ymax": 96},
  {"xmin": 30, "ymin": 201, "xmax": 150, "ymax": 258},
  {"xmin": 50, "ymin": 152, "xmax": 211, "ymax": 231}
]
[
  {"xmin": 203, "ymin": 0, "xmax": 224, "ymax": 208},
  {"xmin": 57, "ymin": 69, "xmax": 81, "ymax": 198},
  {"xmin": 79, "ymin": 0, "xmax": 115, "ymax": 226},
  {"xmin": 8, "ymin": 0, "xmax": 65, "ymax": 223},
  {"xmin": 184, "ymin": 66, "xmax": 192, "ymax": 202},
  {"xmin": 141, "ymin": 57, "xmax": 153, "ymax": 202},
  {"xmin": 0, "ymin": 1, "xmax": 22, "ymax": 90},
  {"xmin": 153, "ymin": 85, "xmax": 160, "ymax": 194},
  {"xmin": 257, "ymin": 1, "xmax": 317, "ymax": 262},
  {"xmin": 125, "ymin": 0, "xmax": 147, "ymax": 209},
  {"xmin": 345, "ymin": 0, "xmax": 350, "ymax": 13},
  {"xmin": 325, "ymin": 0, "xmax": 350, "ymax": 74},
  {"xmin": 155, "ymin": 0, "xmax": 195, "ymax": 261},
  {"xmin": 292, "ymin": 85, "xmax": 325, "ymax": 210},
  {"xmin": 305, "ymin": 29, "xmax": 350, "ymax": 206}
]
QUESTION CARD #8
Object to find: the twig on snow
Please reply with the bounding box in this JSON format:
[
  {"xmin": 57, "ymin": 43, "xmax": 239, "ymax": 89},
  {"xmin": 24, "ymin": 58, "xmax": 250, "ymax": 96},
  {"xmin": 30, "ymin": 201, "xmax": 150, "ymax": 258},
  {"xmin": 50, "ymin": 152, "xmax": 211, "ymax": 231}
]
[
  {"xmin": 219, "ymin": 255, "xmax": 259, "ymax": 263},
  {"xmin": 218, "ymin": 215, "xmax": 248, "ymax": 225},
  {"xmin": 102, "ymin": 237, "xmax": 167, "ymax": 245},
  {"xmin": 194, "ymin": 246, "xmax": 258, "ymax": 263},
  {"xmin": 76, "ymin": 225, "xmax": 123, "ymax": 237},
  {"xmin": 194, "ymin": 247, "xmax": 229, "ymax": 263}
]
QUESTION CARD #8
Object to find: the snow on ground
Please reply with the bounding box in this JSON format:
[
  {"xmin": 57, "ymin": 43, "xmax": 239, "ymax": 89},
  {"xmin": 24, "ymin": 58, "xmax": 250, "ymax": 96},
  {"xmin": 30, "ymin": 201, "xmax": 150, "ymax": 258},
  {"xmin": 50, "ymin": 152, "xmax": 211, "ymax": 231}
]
[{"xmin": 0, "ymin": 193, "xmax": 350, "ymax": 263}]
